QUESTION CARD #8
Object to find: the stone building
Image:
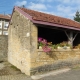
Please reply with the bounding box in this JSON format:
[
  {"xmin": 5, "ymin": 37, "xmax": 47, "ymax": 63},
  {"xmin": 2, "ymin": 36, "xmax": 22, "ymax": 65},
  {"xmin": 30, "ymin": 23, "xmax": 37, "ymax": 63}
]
[
  {"xmin": 8, "ymin": 6, "xmax": 80, "ymax": 75},
  {"xmin": 0, "ymin": 14, "xmax": 10, "ymax": 61},
  {"xmin": 0, "ymin": 14, "xmax": 10, "ymax": 35}
]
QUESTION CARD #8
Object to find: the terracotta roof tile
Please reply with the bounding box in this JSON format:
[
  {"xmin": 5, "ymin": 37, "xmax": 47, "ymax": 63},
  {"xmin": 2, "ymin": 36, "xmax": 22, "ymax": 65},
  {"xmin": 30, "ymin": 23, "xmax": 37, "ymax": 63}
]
[
  {"xmin": 0, "ymin": 14, "xmax": 10, "ymax": 20},
  {"xmin": 19, "ymin": 7, "xmax": 80, "ymax": 28}
]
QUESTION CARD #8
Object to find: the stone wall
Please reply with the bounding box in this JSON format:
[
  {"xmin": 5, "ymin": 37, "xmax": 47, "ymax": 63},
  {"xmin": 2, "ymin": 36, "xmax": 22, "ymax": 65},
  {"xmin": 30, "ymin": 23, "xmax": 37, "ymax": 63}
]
[
  {"xmin": 8, "ymin": 10, "xmax": 31, "ymax": 75},
  {"xmin": 0, "ymin": 35, "xmax": 8, "ymax": 61},
  {"xmin": 30, "ymin": 49, "xmax": 80, "ymax": 75}
]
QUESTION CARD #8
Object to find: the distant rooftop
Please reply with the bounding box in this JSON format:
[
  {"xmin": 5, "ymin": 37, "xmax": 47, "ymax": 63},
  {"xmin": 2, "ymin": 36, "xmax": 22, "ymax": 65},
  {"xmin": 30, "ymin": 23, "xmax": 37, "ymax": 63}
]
[{"xmin": 0, "ymin": 14, "xmax": 11, "ymax": 20}]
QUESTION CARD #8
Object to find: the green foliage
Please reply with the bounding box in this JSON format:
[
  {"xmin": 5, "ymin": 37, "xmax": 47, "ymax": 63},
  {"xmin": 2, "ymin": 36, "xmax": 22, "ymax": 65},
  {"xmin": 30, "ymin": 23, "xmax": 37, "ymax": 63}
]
[{"xmin": 74, "ymin": 10, "xmax": 80, "ymax": 22}]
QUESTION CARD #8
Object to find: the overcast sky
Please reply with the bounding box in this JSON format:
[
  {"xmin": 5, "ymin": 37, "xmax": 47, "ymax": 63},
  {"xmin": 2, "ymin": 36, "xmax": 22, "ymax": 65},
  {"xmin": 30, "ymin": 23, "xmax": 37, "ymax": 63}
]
[{"xmin": 0, "ymin": 0, "xmax": 80, "ymax": 19}]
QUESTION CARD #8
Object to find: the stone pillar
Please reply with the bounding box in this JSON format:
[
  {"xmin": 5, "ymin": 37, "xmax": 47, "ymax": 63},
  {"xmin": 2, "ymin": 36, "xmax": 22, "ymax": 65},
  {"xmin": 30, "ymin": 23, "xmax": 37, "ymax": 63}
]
[{"xmin": 30, "ymin": 23, "xmax": 38, "ymax": 75}]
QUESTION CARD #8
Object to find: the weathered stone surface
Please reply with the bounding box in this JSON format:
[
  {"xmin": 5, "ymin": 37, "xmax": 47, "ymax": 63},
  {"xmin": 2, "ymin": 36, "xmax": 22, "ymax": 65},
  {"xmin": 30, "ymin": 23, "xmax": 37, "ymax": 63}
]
[
  {"xmin": 8, "ymin": 11, "xmax": 31, "ymax": 75},
  {"xmin": 0, "ymin": 35, "xmax": 8, "ymax": 61},
  {"xmin": 30, "ymin": 59, "xmax": 80, "ymax": 75},
  {"xmin": 30, "ymin": 49, "xmax": 80, "ymax": 75}
]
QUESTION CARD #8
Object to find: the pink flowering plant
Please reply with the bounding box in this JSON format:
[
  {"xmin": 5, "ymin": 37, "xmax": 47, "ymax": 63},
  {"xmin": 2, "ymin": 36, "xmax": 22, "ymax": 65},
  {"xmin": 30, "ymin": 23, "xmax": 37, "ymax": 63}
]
[
  {"xmin": 38, "ymin": 37, "xmax": 52, "ymax": 53},
  {"xmin": 38, "ymin": 37, "xmax": 47, "ymax": 47},
  {"xmin": 38, "ymin": 37, "xmax": 71, "ymax": 53}
]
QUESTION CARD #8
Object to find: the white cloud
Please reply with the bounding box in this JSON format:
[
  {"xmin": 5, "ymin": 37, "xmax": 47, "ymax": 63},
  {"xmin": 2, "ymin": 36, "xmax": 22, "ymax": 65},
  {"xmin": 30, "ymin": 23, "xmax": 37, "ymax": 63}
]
[
  {"xmin": 57, "ymin": 5, "xmax": 74, "ymax": 13},
  {"xmin": 68, "ymin": 12, "xmax": 75, "ymax": 18},
  {"xmin": 57, "ymin": 0, "xmax": 71, "ymax": 3},
  {"xmin": 53, "ymin": 0, "xmax": 80, "ymax": 19},
  {"xmin": 42, "ymin": 4, "xmax": 76, "ymax": 19},
  {"xmin": 44, "ymin": 4, "xmax": 74, "ymax": 19},
  {"xmin": 39, "ymin": 0, "xmax": 53, "ymax": 3},
  {"xmin": 40, "ymin": 0, "xmax": 45, "ymax": 3},
  {"xmin": 47, "ymin": 5, "xmax": 52, "ymax": 8},
  {"xmin": 28, "ymin": 2, "xmax": 47, "ymax": 10},
  {"xmin": 15, "ymin": 1, "xmax": 27, "ymax": 6},
  {"xmin": 57, "ymin": 0, "xmax": 80, "ymax": 4}
]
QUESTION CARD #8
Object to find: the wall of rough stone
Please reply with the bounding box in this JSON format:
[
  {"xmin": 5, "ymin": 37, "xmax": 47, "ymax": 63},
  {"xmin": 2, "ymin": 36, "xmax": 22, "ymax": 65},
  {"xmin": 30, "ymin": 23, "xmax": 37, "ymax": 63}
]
[
  {"xmin": 30, "ymin": 19, "xmax": 38, "ymax": 66},
  {"xmin": 8, "ymin": 10, "xmax": 31, "ymax": 75},
  {"xmin": 0, "ymin": 35, "xmax": 8, "ymax": 61},
  {"xmin": 30, "ymin": 49, "xmax": 80, "ymax": 75}
]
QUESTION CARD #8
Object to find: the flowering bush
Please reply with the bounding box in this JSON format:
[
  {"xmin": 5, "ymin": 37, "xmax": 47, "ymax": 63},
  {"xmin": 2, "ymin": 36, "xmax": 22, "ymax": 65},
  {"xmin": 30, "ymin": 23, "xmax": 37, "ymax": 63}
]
[
  {"xmin": 42, "ymin": 46, "xmax": 52, "ymax": 53},
  {"xmin": 38, "ymin": 37, "xmax": 47, "ymax": 47},
  {"xmin": 38, "ymin": 37, "xmax": 52, "ymax": 53},
  {"xmin": 38, "ymin": 37, "xmax": 71, "ymax": 53}
]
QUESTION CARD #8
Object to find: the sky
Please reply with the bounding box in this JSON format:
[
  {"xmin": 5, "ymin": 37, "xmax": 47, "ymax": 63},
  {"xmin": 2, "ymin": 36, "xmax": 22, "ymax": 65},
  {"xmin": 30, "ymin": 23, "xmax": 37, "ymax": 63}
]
[{"xmin": 0, "ymin": 0, "xmax": 80, "ymax": 20}]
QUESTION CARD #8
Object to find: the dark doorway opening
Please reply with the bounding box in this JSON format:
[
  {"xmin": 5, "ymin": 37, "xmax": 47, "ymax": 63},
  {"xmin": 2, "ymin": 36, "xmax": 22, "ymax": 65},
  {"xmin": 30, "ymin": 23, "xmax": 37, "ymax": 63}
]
[{"xmin": 38, "ymin": 26, "xmax": 68, "ymax": 45}]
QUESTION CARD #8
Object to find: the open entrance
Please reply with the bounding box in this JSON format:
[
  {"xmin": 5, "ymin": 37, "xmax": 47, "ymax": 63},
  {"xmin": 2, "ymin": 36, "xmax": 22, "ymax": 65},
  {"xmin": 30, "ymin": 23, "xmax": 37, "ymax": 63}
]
[
  {"xmin": 73, "ymin": 33, "xmax": 80, "ymax": 48},
  {"xmin": 38, "ymin": 26, "xmax": 68, "ymax": 45},
  {"xmin": 38, "ymin": 25, "xmax": 80, "ymax": 49}
]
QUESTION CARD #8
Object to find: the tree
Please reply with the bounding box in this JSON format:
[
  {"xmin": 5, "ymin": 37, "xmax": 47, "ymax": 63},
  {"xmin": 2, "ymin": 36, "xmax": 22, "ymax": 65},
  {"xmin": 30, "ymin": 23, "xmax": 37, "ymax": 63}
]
[{"xmin": 74, "ymin": 10, "xmax": 80, "ymax": 22}]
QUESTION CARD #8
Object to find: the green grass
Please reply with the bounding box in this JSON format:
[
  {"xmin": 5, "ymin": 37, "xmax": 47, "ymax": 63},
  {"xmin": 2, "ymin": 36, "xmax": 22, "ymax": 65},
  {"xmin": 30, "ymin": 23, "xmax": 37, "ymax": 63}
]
[
  {"xmin": 10, "ymin": 65, "xmax": 20, "ymax": 71},
  {"xmin": 72, "ymin": 65, "xmax": 80, "ymax": 70}
]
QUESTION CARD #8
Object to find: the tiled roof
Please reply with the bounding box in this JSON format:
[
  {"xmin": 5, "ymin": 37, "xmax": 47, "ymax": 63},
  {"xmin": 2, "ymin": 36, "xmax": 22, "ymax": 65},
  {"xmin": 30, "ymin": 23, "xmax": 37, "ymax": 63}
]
[
  {"xmin": 18, "ymin": 7, "xmax": 80, "ymax": 29},
  {"xmin": 0, "ymin": 14, "xmax": 10, "ymax": 20}
]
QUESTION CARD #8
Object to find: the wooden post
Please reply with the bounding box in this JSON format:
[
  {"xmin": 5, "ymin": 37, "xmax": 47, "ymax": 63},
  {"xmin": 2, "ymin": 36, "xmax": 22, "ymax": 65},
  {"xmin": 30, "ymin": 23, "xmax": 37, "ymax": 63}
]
[
  {"xmin": 68, "ymin": 32, "xmax": 73, "ymax": 47},
  {"xmin": 65, "ymin": 31, "xmax": 73, "ymax": 48},
  {"xmin": 65, "ymin": 31, "xmax": 78, "ymax": 48}
]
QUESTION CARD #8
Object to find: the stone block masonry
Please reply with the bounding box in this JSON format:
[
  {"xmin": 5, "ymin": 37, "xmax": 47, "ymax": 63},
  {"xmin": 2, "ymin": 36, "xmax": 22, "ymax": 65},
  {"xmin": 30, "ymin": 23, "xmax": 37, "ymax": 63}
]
[
  {"xmin": 8, "ymin": 10, "xmax": 31, "ymax": 75},
  {"xmin": 30, "ymin": 49, "xmax": 80, "ymax": 75},
  {"xmin": 0, "ymin": 35, "xmax": 8, "ymax": 61}
]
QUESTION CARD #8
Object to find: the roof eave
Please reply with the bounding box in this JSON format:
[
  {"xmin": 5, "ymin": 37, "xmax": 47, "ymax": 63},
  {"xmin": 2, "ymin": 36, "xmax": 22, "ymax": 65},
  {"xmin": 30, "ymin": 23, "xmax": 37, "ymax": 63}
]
[{"xmin": 32, "ymin": 20, "xmax": 80, "ymax": 31}]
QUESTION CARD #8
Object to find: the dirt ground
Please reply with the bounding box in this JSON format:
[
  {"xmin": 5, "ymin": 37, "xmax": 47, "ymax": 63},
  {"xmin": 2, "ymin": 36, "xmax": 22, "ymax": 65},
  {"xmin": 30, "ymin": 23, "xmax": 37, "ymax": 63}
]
[{"xmin": 0, "ymin": 61, "xmax": 22, "ymax": 76}]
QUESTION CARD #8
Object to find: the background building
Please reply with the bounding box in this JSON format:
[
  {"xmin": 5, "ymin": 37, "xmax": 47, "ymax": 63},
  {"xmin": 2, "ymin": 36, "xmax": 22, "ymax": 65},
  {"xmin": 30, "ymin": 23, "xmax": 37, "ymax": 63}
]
[{"xmin": 0, "ymin": 14, "xmax": 10, "ymax": 35}]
